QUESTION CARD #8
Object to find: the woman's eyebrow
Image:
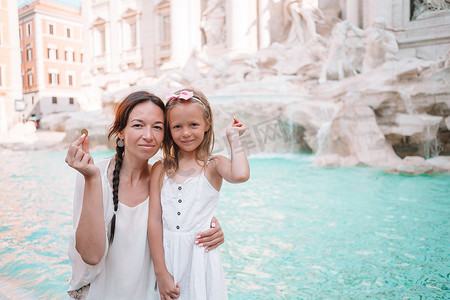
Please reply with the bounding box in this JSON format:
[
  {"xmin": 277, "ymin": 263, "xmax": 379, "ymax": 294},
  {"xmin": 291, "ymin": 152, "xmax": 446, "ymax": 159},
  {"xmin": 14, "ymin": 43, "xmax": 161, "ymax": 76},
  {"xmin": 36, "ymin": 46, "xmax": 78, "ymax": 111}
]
[
  {"xmin": 130, "ymin": 119, "xmax": 164, "ymax": 124},
  {"xmin": 130, "ymin": 118, "xmax": 143, "ymax": 123}
]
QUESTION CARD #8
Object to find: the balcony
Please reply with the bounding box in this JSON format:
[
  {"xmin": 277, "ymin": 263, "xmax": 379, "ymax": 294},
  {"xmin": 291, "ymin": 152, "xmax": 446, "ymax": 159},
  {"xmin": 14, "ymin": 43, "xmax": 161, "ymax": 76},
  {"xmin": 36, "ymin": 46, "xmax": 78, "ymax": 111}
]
[{"xmin": 120, "ymin": 48, "xmax": 142, "ymax": 70}]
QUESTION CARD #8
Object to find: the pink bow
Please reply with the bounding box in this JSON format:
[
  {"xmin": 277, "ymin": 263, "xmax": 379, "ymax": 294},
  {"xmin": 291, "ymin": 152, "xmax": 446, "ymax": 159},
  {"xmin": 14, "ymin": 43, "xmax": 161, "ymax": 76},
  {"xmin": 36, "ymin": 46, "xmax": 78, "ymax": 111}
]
[{"xmin": 167, "ymin": 91, "xmax": 193, "ymax": 101}]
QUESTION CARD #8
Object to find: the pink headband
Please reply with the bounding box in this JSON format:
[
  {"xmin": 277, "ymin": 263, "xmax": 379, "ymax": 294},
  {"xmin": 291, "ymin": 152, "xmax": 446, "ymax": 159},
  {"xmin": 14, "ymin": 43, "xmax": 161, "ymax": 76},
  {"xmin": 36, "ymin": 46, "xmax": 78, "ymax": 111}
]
[{"xmin": 166, "ymin": 90, "xmax": 204, "ymax": 106}]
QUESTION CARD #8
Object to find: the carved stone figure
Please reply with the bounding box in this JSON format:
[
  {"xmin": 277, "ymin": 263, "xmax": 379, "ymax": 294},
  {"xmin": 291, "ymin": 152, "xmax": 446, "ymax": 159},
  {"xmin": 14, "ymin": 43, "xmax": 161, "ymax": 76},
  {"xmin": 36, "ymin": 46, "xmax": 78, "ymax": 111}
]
[
  {"xmin": 318, "ymin": 20, "xmax": 364, "ymax": 83},
  {"xmin": 412, "ymin": 0, "xmax": 450, "ymax": 20},
  {"xmin": 201, "ymin": 0, "xmax": 226, "ymax": 46},
  {"xmin": 361, "ymin": 18, "xmax": 399, "ymax": 73},
  {"xmin": 283, "ymin": 0, "xmax": 324, "ymax": 44}
]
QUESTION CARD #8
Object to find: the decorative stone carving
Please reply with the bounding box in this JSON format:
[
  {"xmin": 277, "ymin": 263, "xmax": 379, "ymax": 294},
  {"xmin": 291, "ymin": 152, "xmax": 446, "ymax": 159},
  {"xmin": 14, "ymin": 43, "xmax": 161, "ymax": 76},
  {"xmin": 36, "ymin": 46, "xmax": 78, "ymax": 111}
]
[
  {"xmin": 412, "ymin": 0, "xmax": 450, "ymax": 20},
  {"xmin": 318, "ymin": 20, "xmax": 365, "ymax": 83},
  {"xmin": 282, "ymin": 0, "xmax": 324, "ymax": 44},
  {"xmin": 201, "ymin": 0, "xmax": 226, "ymax": 47},
  {"xmin": 361, "ymin": 18, "xmax": 399, "ymax": 73}
]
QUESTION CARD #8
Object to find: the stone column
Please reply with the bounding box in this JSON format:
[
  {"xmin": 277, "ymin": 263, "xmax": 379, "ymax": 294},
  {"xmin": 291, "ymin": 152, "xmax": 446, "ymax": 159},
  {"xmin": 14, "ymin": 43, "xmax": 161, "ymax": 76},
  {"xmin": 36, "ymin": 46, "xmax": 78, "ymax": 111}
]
[
  {"xmin": 104, "ymin": 23, "xmax": 111, "ymax": 73},
  {"xmin": 345, "ymin": 0, "xmax": 361, "ymax": 28},
  {"xmin": 227, "ymin": 0, "xmax": 258, "ymax": 55},
  {"xmin": 167, "ymin": 0, "xmax": 196, "ymax": 68},
  {"xmin": 258, "ymin": 0, "xmax": 271, "ymax": 49},
  {"xmin": 107, "ymin": 0, "xmax": 117, "ymax": 73},
  {"xmin": 141, "ymin": 0, "xmax": 156, "ymax": 75}
]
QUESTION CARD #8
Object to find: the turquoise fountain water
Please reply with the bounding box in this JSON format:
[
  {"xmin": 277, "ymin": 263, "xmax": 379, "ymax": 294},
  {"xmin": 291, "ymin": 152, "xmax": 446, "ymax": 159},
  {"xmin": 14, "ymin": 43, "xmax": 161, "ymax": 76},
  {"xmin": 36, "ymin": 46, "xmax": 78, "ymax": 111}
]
[{"xmin": 0, "ymin": 151, "xmax": 449, "ymax": 299}]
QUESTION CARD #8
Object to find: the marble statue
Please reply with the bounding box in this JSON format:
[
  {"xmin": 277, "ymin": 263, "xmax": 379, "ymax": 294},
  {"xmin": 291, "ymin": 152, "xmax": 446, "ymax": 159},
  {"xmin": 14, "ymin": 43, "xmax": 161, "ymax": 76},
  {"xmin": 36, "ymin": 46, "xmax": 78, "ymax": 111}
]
[
  {"xmin": 283, "ymin": 0, "xmax": 324, "ymax": 44},
  {"xmin": 201, "ymin": 0, "xmax": 226, "ymax": 46},
  {"xmin": 412, "ymin": 0, "xmax": 450, "ymax": 20},
  {"xmin": 361, "ymin": 18, "xmax": 399, "ymax": 73},
  {"xmin": 318, "ymin": 20, "xmax": 364, "ymax": 83}
]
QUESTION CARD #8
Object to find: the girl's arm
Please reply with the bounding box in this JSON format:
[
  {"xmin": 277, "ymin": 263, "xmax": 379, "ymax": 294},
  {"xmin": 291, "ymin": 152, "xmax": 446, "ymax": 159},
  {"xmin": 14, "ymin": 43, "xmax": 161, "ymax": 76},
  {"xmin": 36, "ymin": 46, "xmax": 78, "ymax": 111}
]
[
  {"xmin": 147, "ymin": 161, "xmax": 180, "ymax": 299},
  {"xmin": 214, "ymin": 118, "xmax": 250, "ymax": 183},
  {"xmin": 65, "ymin": 134, "xmax": 106, "ymax": 265}
]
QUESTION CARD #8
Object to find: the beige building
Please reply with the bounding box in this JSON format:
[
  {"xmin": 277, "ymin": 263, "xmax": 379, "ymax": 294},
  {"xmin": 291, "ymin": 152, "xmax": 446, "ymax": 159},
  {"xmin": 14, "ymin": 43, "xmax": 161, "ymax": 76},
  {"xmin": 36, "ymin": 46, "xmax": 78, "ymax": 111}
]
[
  {"xmin": 0, "ymin": 0, "xmax": 22, "ymax": 135},
  {"xmin": 18, "ymin": 0, "xmax": 85, "ymax": 120}
]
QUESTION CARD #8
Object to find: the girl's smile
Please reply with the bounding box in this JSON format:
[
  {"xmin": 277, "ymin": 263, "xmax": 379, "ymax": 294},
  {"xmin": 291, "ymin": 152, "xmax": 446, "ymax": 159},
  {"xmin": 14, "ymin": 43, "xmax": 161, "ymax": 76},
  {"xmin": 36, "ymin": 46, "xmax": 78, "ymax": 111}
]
[{"xmin": 168, "ymin": 102, "xmax": 209, "ymax": 153}]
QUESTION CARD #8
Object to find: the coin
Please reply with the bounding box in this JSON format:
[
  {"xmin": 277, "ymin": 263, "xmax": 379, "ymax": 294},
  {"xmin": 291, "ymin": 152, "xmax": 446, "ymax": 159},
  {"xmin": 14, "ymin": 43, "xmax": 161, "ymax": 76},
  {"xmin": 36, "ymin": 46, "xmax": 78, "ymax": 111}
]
[{"xmin": 81, "ymin": 129, "xmax": 88, "ymax": 136}]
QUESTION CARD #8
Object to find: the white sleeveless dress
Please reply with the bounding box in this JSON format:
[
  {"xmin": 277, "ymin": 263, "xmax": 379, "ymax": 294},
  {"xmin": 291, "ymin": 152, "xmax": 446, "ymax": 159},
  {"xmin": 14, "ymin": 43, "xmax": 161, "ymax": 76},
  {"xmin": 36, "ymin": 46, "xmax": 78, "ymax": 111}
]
[
  {"xmin": 161, "ymin": 171, "xmax": 228, "ymax": 300},
  {"xmin": 68, "ymin": 158, "xmax": 159, "ymax": 299}
]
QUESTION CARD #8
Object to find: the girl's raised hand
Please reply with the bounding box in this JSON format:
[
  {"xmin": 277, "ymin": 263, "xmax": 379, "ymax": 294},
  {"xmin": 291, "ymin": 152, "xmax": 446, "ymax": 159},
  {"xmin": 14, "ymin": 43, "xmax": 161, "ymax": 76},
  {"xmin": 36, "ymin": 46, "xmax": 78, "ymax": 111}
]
[
  {"xmin": 226, "ymin": 117, "xmax": 246, "ymax": 140},
  {"xmin": 65, "ymin": 134, "xmax": 99, "ymax": 178},
  {"xmin": 157, "ymin": 272, "xmax": 180, "ymax": 300}
]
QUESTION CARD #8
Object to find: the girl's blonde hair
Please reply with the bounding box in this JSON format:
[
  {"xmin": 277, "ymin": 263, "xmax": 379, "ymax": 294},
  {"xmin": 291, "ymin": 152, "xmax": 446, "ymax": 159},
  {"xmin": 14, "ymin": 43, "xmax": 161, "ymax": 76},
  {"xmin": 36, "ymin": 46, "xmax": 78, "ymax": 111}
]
[{"xmin": 162, "ymin": 88, "xmax": 214, "ymax": 176}]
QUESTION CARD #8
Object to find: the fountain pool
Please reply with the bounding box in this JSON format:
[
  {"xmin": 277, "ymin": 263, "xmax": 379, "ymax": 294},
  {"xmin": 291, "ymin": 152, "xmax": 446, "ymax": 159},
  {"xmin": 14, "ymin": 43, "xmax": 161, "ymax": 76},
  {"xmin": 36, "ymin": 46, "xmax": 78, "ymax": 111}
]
[{"xmin": 0, "ymin": 151, "xmax": 448, "ymax": 299}]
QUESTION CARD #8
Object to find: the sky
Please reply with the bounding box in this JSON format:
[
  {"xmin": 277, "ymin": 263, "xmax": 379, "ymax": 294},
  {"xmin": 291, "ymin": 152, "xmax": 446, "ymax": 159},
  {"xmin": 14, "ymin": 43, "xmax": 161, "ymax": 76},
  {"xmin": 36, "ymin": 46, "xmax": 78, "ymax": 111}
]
[{"xmin": 18, "ymin": 0, "xmax": 81, "ymax": 9}]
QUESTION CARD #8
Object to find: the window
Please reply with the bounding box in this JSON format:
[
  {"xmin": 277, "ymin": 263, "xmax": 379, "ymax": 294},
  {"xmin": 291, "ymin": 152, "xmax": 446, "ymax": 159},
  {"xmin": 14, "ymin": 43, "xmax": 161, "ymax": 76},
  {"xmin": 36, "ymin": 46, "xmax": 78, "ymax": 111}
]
[
  {"xmin": 27, "ymin": 23, "xmax": 31, "ymax": 36},
  {"xmin": 26, "ymin": 44, "xmax": 32, "ymax": 61},
  {"xmin": 48, "ymin": 46, "xmax": 57, "ymax": 60},
  {"xmin": 48, "ymin": 70, "xmax": 59, "ymax": 85},
  {"xmin": 0, "ymin": 23, "xmax": 3, "ymax": 46},
  {"xmin": 80, "ymin": 52, "xmax": 84, "ymax": 63},
  {"xmin": 69, "ymin": 97, "xmax": 74, "ymax": 105},
  {"xmin": 94, "ymin": 27, "xmax": 106, "ymax": 56},
  {"xmin": 19, "ymin": 27, "xmax": 22, "ymax": 40},
  {"xmin": 32, "ymin": 96, "xmax": 35, "ymax": 105},
  {"xmin": 27, "ymin": 69, "xmax": 33, "ymax": 87},
  {"xmin": 161, "ymin": 15, "xmax": 170, "ymax": 45},
  {"xmin": 52, "ymin": 96, "xmax": 57, "ymax": 104},
  {"xmin": 0, "ymin": 65, "xmax": 3, "ymax": 86},
  {"xmin": 66, "ymin": 27, "xmax": 72, "ymax": 38},
  {"xmin": 65, "ymin": 49, "xmax": 74, "ymax": 62},
  {"xmin": 66, "ymin": 71, "xmax": 76, "ymax": 87},
  {"xmin": 123, "ymin": 20, "xmax": 137, "ymax": 50}
]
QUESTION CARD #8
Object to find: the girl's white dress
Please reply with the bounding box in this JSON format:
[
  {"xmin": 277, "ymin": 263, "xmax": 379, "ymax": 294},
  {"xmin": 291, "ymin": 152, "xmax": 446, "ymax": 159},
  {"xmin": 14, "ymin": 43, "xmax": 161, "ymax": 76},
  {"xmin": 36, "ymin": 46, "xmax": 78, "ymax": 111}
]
[
  {"xmin": 161, "ymin": 170, "xmax": 228, "ymax": 299},
  {"xmin": 67, "ymin": 158, "xmax": 159, "ymax": 299}
]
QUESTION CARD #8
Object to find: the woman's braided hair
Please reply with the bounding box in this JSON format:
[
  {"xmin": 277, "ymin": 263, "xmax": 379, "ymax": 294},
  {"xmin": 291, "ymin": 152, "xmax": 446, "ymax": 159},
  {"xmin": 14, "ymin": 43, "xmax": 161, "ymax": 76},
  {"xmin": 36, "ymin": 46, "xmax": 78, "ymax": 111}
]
[{"xmin": 107, "ymin": 90, "xmax": 165, "ymax": 245}]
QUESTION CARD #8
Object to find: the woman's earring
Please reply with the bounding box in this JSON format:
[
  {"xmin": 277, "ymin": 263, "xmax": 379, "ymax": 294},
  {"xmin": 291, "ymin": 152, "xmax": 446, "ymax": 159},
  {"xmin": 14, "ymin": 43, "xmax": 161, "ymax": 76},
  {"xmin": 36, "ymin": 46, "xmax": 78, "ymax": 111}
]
[{"xmin": 117, "ymin": 138, "xmax": 124, "ymax": 147}]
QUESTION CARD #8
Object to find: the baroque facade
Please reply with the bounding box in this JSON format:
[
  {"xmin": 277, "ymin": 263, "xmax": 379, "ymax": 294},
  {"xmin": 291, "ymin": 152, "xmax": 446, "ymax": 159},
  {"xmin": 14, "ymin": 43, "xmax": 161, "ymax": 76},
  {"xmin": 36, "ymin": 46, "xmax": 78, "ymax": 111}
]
[
  {"xmin": 81, "ymin": 0, "xmax": 450, "ymax": 105},
  {"xmin": 81, "ymin": 0, "xmax": 263, "ymax": 106}
]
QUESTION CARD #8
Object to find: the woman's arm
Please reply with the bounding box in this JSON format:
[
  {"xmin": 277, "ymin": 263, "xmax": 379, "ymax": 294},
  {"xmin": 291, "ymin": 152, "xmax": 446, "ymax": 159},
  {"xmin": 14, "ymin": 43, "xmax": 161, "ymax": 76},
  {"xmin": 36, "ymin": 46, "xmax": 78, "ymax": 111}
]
[
  {"xmin": 66, "ymin": 134, "xmax": 106, "ymax": 265},
  {"xmin": 147, "ymin": 162, "xmax": 180, "ymax": 299},
  {"xmin": 195, "ymin": 216, "xmax": 225, "ymax": 252}
]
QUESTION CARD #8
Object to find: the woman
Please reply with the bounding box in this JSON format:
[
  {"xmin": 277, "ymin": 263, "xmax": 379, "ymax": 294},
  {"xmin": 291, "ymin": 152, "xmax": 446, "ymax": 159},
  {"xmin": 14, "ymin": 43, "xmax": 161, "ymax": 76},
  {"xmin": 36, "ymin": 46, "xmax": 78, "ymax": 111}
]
[{"xmin": 65, "ymin": 91, "xmax": 224, "ymax": 299}]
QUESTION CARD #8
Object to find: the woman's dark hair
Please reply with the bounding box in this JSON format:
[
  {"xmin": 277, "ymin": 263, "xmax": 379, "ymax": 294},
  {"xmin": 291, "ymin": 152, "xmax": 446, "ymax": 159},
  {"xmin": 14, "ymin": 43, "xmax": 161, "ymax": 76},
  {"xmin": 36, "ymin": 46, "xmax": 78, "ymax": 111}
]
[{"xmin": 106, "ymin": 90, "xmax": 165, "ymax": 245}]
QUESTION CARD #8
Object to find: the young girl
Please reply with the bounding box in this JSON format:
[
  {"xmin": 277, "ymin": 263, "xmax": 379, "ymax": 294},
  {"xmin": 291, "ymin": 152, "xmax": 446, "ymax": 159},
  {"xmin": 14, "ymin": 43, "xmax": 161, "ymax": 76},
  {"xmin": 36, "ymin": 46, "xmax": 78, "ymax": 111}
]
[{"xmin": 148, "ymin": 88, "xmax": 250, "ymax": 299}]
